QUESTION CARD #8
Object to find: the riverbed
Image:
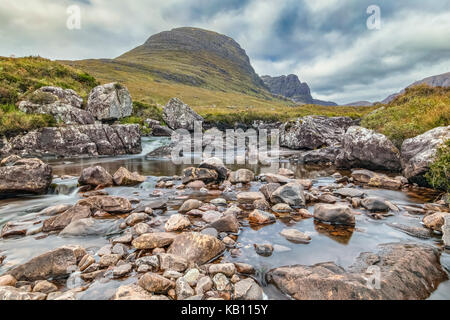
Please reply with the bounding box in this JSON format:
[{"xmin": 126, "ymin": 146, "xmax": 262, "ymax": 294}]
[{"xmin": 0, "ymin": 137, "xmax": 449, "ymax": 300}]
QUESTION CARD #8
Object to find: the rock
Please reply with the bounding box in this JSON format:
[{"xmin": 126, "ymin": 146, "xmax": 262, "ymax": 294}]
[
  {"xmin": 2, "ymin": 124, "xmax": 141, "ymax": 158},
  {"xmin": 163, "ymin": 98, "xmax": 204, "ymax": 131},
  {"xmin": 86, "ymin": 83, "xmax": 132, "ymax": 121},
  {"xmin": 248, "ymin": 210, "xmax": 276, "ymax": 225},
  {"xmin": 113, "ymin": 167, "xmax": 146, "ymax": 186},
  {"xmin": 387, "ymin": 223, "xmax": 433, "ymax": 239},
  {"xmin": 163, "ymin": 270, "xmax": 183, "ymax": 280},
  {"xmin": 176, "ymin": 277, "xmax": 195, "ymax": 300},
  {"xmin": 165, "ymin": 214, "xmax": 191, "ymax": 232},
  {"xmin": 113, "ymin": 232, "xmax": 133, "ymax": 244},
  {"xmin": 229, "ymin": 169, "xmax": 254, "ymax": 184},
  {"xmin": 280, "ymin": 116, "xmax": 355, "ymax": 150},
  {"xmin": 351, "ymin": 169, "xmax": 376, "ymax": 183},
  {"xmin": 209, "ymin": 263, "xmax": 236, "ymax": 277},
  {"xmin": 270, "ymin": 182, "xmax": 305, "ymax": 208},
  {"xmin": 368, "ymin": 175, "xmax": 402, "ymax": 189},
  {"xmin": 33, "ymin": 280, "xmax": 57, "ymax": 294},
  {"xmin": 145, "ymin": 119, "xmax": 174, "ymax": 137},
  {"xmin": 278, "ymin": 168, "xmax": 295, "ymax": 178},
  {"xmin": 259, "ymin": 183, "xmax": 281, "ymax": 200},
  {"xmin": 132, "ymin": 232, "xmax": 177, "ymax": 249},
  {"xmin": 136, "ymin": 256, "xmax": 160, "ymax": 271},
  {"xmin": 125, "ymin": 212, "xmax": 149, "ymax": 227},
  {"xmin": 254, "ymin": 244, "xmax": 274, "ymax": 257},
  {"xmin": 184, "ymin": 268, "xmax": 201, "ymax": 286},
  {"xmin": 212, "ymin": 273, "xmax": 229, "ymax": 291},
  {"xmin": 423, "ymin": 212, "xmax": 450, "ymax": 231},
  {"xmin": 199, "ymin": 157, "xmax": 229, "ymax": 181},
  {"xmin": 0, "ymin": 286, "xmax": 46, "ymax": 300},
  {"xmin": 401, "ymin": 126, "xmax": 450, "ymax": 186},
  {"xmin": 195, "ymin": 276, "xmax": 213, "ymax": 295},
  {"xmin": 158, "ymin": 253, "xmax": 188, "ymax": 272},
  {"xmin": 0, "ymin": 157, "xmax": 52, "ymax": 195},
  {"xmin": 113, "ymin": 284, "xmax": 154, "ymax": 300},
  {"xmin": 8, "ymin": 246, "xmax": 84, "ymax": 281},
  {"xmin": 334, "ymin": 188, "xmax": 366, "ymax": 198},
  {"xmin": 234, "ymin": 278, "xmax": 263, "ymax": 300},
  {"xmin": 168, "ymin": 232, "xmax": 225, "ymax": 265},
  {"xmin": 112, "ymin": 263, "xmax": 132, "ymax": 278},
  {"xmin": 139, "ymin": 273, "xmax": 175, "ymax": 294},
  {"xmin": 210, "ymin": 198, "xmax": 227, "ymax": 206},
  {"xmin": 1, "ymin": 222, "xmax": 28, "ymax": 238},
  {"xmin": 266, "ymin": 243, "xmax": 447, "ymax": 300},
  {"xmin": 298, "ymin": 146, "xmax": 341, "ymax": 164},
  {"xmin": 78, "ymin": 166, "xmax": 113, "ymax": 187},
  {"xmin": 317, "ymin": 194, "xmax": 339, "ymax": 204},
  {"xmin": 361, "ymin": 197, "xmax": 390, "ymax": 212},
  {"xmin": 237, "ymin": 192, "xmax": 265, "ymax": 204},
  {"xmin": 77, "ymin": 196, "xmax": 132, "ymax": 214},
  {"xmin": 182, "ymin": 167, "xmax": 218, "ymax": 184},
  {"xmin": 18, "ymin": 86, "xmax": 94, "ymax": 125},
  {"xmin": 186, "ymin": 180, "xmax": 206, "ymax": 189},
  {"xmin": 443, "ymin": 216, "xmax": 450, "ymax": 249},
  {"xmin": 336, "ymin": 126, "xmax": 401, "ymax": 171},
  {"xmin": 263, "ymin": 173, "xmax": 291, "ymax": 184},
  {"xmin": 78, "ymin": 254, "xmax": 95, "ymax": 272},
  {"xmin": 0, "ymin": 275, "xmax": 17, "ymax": 287},
  {"xmin": 272, "ymin": 203, "xmax": 293, "ymax": 213},
  {"xmin": 99, "ymin": 254, "xmax": 121, "ymax": 267},
  {"xmin": 179, "ymin": 199, "xmax": 202, "ymax": 213},
  {"xmin": 43, "ymin": 205, "xmax": 91, "ymax": 232},
  {"xmin": 314, "ymin": 203, "xmax": 355, "ymax": 226},
  {"xmin": 39, "ymin": 204, "xmax": 72, "ymax": 216},
  {"xmin": 234, "ymin": 263, "xmax": 255, "ymax": 275},
  {"xmin": 60, "ymin": 218, "xmax": 99, "ymax": 236},
  {"xmin": 253, "ymin": 198, "xmax": 271, "ymax": 211},
  {"xmin": 208, "ymin": 214, "xmax": 240, "ymax": 233},
  {"xmin": 280, "ymin": 229, "xmax": 311, "ymax": 243}
]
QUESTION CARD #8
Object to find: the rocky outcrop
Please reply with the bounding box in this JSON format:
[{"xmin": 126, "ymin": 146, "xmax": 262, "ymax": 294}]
[
  {"xmin": 280, "ymin": 116, "xmax": 356, "ymax": 150},
  {"xmin": 163, "ymin": 98, "xmax": 204, "ymax": 131},
  {"xmin": 336, "ymin": 126, "xmax": 401, "ymax": 171},
  {"xmin": 267, "ymin": 243, "xmax": 447, "ymax": 300},
  {"xmin": 0, "ymin": 157, "xmax": 52, "ymax": 196},
  {"xmin": 86, "ymin": 83, "xmax": 132, "ymax": 121},
  {"xmin": 0, "ymin": 124, "xmax": 141, "ymax": 158},
  {"xmin": 400, "ymin": 126, "xmax": 450, "ymax": 186},
  {"xmin": 18, "ymin": 86, "xmax": 95, "ymax": 125}
]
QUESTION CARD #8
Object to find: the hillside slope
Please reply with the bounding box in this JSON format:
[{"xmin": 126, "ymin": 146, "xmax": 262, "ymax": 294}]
[{"xmin": 64, "ymin": 27, "xmax": 290, "ymax": 108}]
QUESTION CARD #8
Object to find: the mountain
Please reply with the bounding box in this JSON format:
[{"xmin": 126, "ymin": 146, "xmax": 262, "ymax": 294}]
[
  {"xmin": 382, "ymin": 72, "xmax": 450, "ymax": 104},
  {"xmin": 63, "ymin": 27, "xmax": 289, "ymax": 109},
  {"xmin": 344, "ymin": 101, "xmax": 373, "ymax": 107},
  {"xmin": 261, "ymin": 74, "xmax": 337, "ymax": 106}
]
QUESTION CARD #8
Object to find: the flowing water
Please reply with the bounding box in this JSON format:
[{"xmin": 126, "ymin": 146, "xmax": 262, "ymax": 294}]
[{"xmin": 0, "ymin": 137, "xmax": 449, "ymax": 300}]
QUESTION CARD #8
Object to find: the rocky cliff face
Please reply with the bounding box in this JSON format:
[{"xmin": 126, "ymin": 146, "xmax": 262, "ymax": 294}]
[{"xmin": 261, "ymin": 74, "xmax": 337, "ymax": 106}]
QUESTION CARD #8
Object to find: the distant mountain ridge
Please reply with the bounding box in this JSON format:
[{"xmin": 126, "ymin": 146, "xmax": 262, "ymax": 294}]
[
  {"xmin": 261, "ymin": 74, "xmax": 337, "ymax": 106},
  {"xmin": 382, "ymin": 72, "xmax": 450, "ymax": 104}
]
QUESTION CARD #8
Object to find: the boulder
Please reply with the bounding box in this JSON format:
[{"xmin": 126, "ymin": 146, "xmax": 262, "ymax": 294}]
[
  {"xmin": 0, "ymin": 286, "xmax": 46, "ymax": 300},
  {"xmin": 182, "ymin": 167, "xmax": 218, "ymax": 184},
  {"xmin": 168, "ymin": 232, "xmax": 225, "ymax": 265},
  {"xmin": 280, "ymin": 116, "xmax": 355, "ymax": 150},
  {"xmin": 401, "ymin": 126, "xmax": 450, "ymax": 186},
  {"xmin": 296, "ymin": 146, "xmax": 341, "ymax": 164},
  {"xmin": 361, "ymin": 197, "xmax": 389, "ymax": 212},
  {"xmin": 139, "ymin": 273, "xmax": 175, "ymax": 294},
  {"xmin": 280, "ymin": 229, "xmax": 311, "ymax": 243},
  {"xmin": 266, "ymin": 243, "xmax": 447, "ymax": 300},
  {"xmin": 423, "ymin": 212, "xmax": 450, "ymax": 232},
  {"xmin": 87, "ymin": 83, "xmax": 132, "ymax": 121},
  {"xmin": 76, "ymin": 196, "xmax": 132, "ymax": 214},
  {"xmin": 248, "ymin": 209, "xmax": 276, "ymax": 225},
  {"xmin": 336, "ymin": 126, "xmax": 401, "ymax": 171},
  {"xmin": 259, "ymin": 183, "xmax": 281, "ymax": 200},
  {"xmin": 78, "ymin": 166, "xmax": 113, "ymax": 187},
  {"xmin": 1, "ymin": 124, "xmax": 141, "ymax": 158},
  {"xmin": 234, "ymin": 278, "xmax": 263, "ymax": 300},
  {"xmin": 0, "ymin": 275, "xmax": 17, "ymax": 287},
  {"xmin": 229, "ymin": 169, "xmax": 255, "ymax": 184},
  {"xmin": 270, "ymin": 183, "xmax": 305, "ymax": 208},
  {"xmin": 0, "ymin": 157, "xmax": 52, "ymax": 195},
  {"xmin": 208, "ymin": 214, "xmax": 240, "ymax": 233},
  {"xmin": 334, "ymin": 188, "xmax": 366, "ymax": 198},
  {"xmin": 113, "ymin": 284, "xmax": 154, "ymax": 300},
  {"xmin": 18, "ymin": 86, "xmax": 95, "ymax": 125},
  {"xmin": 112, "ymin": 167, "xmax": 146, "ymax": 186},
  {"xmin": 179, "ymin": 199, "xmax": 202, "ymax": 213},
  {"xmin": 158, "ymin": 253, "xmax": 189, "ymax": 272},
  {"xmin": 145, "ymin": 119, "xmax": 174, "ymax": 137},
  {"xmin": 163, "ymin": 98, "xmax": 204, "ymax": 131},
  {"xmin": 199, "ymin": 157, "xmax": 229, "ymax": 181},
  {"xmin": 165, "ymin": 214, "xmax": 191, "ymax": 232},
  {"xmin": 314, "ymin": 203, "xmax": 355, "ymax": 226},
  {"xmin": 443, "ymin": 216, "xmax": 450, "ymax": 249},
  {"xmin": 43, "ymin": 205, "xmax": 91, "ymax": 232},
  {"xmin": 237, "ymin": 192, "xmax": 265, "ymax": 204},
  {"xmin": 8, "ymin": 246, "xmax": 85, "ymax": 281}
]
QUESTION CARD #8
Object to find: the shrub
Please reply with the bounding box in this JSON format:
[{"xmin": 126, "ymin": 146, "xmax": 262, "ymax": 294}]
[
  {"xmin": 425, "ymin": 140, "xmax": 450, "ymax": 192},
  {"xmin": 28, "ymin": 91, "xmax": 57, "ymax": 105},
  {"xmin": 0, "ymin": 104, "xmax": 56, "ymax": 137}
]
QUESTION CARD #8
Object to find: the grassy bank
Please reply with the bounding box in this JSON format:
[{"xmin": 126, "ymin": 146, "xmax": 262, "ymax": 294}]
[
  {"xmin": 361, "ymin": 85, "xmax": 450, "ymax": 147},
  {"xmin": 0, "ymin": 104, "xmax": 55, "ymax": 137},
  {"xmin": 425, "ymin": 140, "xmax": 450, "ymax": 192}
]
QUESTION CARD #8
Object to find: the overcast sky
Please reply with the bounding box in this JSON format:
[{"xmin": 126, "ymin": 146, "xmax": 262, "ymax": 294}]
[{"xmin": 1, "ymin": 0, "xmax": 449, "ymax": 104}]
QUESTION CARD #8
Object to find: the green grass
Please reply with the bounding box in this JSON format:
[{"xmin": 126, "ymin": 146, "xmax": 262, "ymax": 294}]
[
  {"xmin": 425, "ymin": 139, "xmax": 450, "ymax": 192},
  {"xmin": 361, "ymin": 85, "xmax": 450, "ymax": 148},
  {"xmin": 0, "ymin": 56, "xmax": 98, "ymax": 105},
  {"xmin": 0, "ymin": 104, "xmax": 56, "ymax": 137}
]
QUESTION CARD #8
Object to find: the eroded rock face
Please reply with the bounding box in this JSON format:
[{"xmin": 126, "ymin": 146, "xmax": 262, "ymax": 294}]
[
  {"xmin": 87, "ymin": 83, "xmax": 132, "ymax": 121},
  {"xmin": 401, "ymin": 126, "xmax": 450, "ymax": 186},
  {"xmin": 336, "ymin": 126, "xmax": 401, "ymax": 171},
  {"xmin": 280, "ymin": 116, "xmax": 356, "ymax": 150},
  {"xmin": 266, "ymin": 243, "xmax": 447, "ymax": 300},
  {"xmin": 0, "ymin": 157, "xmax": 52, "ymax": 196},
  {"xmin": 168, "ymin": 232, "xmax": 225, "ymax": 265},
  {"xmin": 163, "ymin": 98, "xmax": 204, "ymax": 131},
  {"xmin": 0, "ymin": 124, "xmax": 141, "ymax": 158},
  {"xmin": 18, "ymin": 86, "xmax": 95, "ymax": 125},
  {"xmin": 8, "ymin": 246, "xmax": 85, "ymax": 282}
]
